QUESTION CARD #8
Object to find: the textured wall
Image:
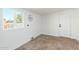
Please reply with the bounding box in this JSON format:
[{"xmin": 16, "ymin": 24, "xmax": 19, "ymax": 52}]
[
  {"xmin": 41, "ymin": 9, "xmax": 79, "ymax": 40},
  {"xmin": 0, "ymin": 8, "xmax": 41, "ymax": 49}
]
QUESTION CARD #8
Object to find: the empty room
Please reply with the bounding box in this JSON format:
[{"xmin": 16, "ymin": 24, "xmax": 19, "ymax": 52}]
[{"xmin": 0, "ymin": 8, "xmax": 79, "ymax": 50}]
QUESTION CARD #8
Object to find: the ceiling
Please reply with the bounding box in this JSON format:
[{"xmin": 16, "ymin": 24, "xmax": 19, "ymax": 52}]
[{"xmin": 26, "ymin": 8, "xmax": 72, "ymax": 15}]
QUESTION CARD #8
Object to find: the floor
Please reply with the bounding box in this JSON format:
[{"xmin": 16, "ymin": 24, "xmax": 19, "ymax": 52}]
[{"xmin": 16, "ymin": 34, "xmax": 79, "ymax": 50}]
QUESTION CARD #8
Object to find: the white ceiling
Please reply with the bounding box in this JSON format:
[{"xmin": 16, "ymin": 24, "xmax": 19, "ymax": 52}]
[{"xmin": 26, "ymin": 8, "xmax": 72, "ymax": 15}]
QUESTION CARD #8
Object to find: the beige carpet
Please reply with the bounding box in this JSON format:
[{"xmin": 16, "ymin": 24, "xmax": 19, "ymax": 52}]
[{"xmin": 16, "ymin": 34, "xmax": 79, "ymax": 50}]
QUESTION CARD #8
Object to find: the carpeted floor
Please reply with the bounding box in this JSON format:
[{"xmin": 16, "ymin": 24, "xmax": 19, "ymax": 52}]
[{"xmin": 16, "ymin": 34, "xmax": 79, "ymax": 50}]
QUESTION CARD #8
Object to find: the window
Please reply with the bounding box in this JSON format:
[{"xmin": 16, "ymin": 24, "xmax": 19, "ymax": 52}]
[{"xmin": 3, "ymin": 8, "xmax": 24, "ymax": 31}]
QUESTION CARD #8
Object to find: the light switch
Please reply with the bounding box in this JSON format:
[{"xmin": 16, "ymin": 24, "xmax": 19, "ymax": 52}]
[
  {"xmin": 59, "ymin": 24, "xmax": 61, "ymax": 28},
  {"xmin": 27, "ymin": 24, "xmax": 29, "ymax": 26}
]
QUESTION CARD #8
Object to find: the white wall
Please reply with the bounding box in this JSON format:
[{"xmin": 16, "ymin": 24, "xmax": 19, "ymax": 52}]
[
  {"xmin": 0, "ymin": 9, "xmax": 4, "ymax": 49},
  {"xmin": 0, "ymin": 8, "xmax": 41, "ymax": 49},
  {"xmin": 42, "ymin": 9, "xmax": 79, "ymax": 41},
  {"xmin": 1, "ymin": 8, "xmax": 79, "ymax": 49}
]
